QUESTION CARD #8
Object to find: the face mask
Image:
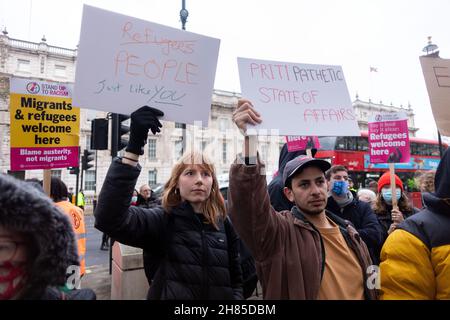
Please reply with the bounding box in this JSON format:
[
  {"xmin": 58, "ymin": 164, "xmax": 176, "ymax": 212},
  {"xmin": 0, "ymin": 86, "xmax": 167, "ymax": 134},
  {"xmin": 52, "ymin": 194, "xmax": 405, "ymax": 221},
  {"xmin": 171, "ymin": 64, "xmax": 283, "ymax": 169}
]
[
  {"xmin": 381, "ymin": 188, "xmax": 401, "ymax": 204},
  {"xmin": 0, "ymin": 261, "xmax": 27, "ymax": 300},
  {"xmin": 131, "ymin": 196, "xmax": 138, "ymax": 203},
  {"xmin": 331, "ymin": 180, "xmax": 349, "ymax": 197}
]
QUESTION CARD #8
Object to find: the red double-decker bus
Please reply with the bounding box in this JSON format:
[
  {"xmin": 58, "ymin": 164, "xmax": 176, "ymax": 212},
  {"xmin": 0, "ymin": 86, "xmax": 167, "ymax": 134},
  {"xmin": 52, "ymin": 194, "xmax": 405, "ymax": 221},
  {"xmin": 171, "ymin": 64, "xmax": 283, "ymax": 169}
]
[{"xmin": 315, "ymin": 132, "xmax": 447, "ymax": 208}]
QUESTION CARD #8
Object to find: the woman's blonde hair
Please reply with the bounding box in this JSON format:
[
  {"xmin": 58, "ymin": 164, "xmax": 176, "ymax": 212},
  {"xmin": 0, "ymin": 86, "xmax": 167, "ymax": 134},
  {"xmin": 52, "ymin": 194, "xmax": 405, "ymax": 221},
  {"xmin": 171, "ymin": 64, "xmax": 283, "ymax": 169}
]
[
  {"xmin": 416, "ymin": 171, "xmax": 436, "ymax": 193},
  {"xmin": 162, "ymin": 151, "xmax": 226, "ymax": 229}
]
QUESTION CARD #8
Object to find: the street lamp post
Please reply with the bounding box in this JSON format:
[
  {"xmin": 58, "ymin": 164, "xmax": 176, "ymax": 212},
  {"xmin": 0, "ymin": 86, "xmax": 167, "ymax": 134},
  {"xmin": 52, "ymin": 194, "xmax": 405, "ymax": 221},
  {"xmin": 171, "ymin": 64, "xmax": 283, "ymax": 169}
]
[
  {"xmin": 179, "ymin": 1, "xmax": 189, "ymax": 153},
  {"xmin": 180, "ymin": 0, "xmax": 189, "ymax": 30}
]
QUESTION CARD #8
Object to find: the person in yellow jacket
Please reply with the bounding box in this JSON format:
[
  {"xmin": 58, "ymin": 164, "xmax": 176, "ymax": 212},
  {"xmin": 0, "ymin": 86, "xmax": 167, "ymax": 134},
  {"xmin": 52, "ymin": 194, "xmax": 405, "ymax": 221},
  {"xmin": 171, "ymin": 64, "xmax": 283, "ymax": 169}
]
[
  {"xmin": 50, "ymin": 178, "xmax": 86, "ymax": 277},
  {"xmin": 76, "ymin": 190, "xmax": 85, "ymax": 211},
  {"xmin": 379, "ymin": 147, "xmax": 450, "ymax": 299}
]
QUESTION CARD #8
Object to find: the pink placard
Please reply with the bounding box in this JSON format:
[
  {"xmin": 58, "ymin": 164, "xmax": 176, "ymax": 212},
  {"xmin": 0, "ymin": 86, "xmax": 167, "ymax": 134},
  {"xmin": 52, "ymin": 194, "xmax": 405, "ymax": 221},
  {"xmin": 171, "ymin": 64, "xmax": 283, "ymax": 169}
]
[
  {"xmin": 285, "ymin": 136, "xmax": 321, "ymax": 152},
  {"xmin": 368, "ymin": 116, "xmax": 410, "ymax": 164},
  {"xmin": 10, "ymin": 146, "xmax": 79, "ymax": 171}
]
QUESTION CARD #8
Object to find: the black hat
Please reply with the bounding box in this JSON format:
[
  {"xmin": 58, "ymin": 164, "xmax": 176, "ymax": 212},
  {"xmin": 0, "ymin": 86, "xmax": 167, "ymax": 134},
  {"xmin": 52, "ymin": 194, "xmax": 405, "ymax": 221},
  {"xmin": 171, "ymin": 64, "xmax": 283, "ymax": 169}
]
[{"xmin": 283, "ymin": 156, "xmax": 331, "ymax": 187}]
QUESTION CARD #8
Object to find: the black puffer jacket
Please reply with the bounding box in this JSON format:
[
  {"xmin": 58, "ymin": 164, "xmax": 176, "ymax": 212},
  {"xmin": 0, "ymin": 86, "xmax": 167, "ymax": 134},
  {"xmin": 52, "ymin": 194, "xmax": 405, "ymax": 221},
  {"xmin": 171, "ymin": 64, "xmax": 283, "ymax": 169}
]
[
  {"xmin": 95, "ymin": 159, "xmax": 243, "ymax": 300},
  {"xmin": 0, "ymin": 174, "xmax": 95, "ymax": 300}
]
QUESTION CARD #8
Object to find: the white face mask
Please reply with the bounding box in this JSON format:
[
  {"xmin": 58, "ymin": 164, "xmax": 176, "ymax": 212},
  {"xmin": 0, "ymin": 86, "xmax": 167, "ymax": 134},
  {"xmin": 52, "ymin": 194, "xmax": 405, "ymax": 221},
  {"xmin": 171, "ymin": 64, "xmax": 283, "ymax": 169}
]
[{"xmin": 131, "ymin": 196, "xmax": 138, "ymax": 203}]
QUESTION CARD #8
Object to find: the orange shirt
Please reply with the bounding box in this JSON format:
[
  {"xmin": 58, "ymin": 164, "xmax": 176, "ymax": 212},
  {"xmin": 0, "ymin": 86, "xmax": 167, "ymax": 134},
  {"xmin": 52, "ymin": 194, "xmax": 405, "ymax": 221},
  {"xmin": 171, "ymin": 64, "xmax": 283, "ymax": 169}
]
[{"xmin": 316, "ymin": 217, "xmax": 364, "ymax": 300}]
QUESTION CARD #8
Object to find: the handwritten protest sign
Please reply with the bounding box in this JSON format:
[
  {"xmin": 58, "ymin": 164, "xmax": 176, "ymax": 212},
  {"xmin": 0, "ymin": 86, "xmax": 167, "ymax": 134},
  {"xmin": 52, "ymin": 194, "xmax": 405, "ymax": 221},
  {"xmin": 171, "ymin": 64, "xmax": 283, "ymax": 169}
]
[
  {"xmin": 285, "ymin": 136, "xmax": 321, "ymax": 152},
  {"xmin": 368, "ymin": 112, "xmax": 410, "ymax": 164},
  {"xmin": 9, "ymin": 78, "xmax": 80, "ymax": 171},
  {"xmin": 420, "ymin": 55, "xmax": 450, "ymax": 136},
  {"xmin": 73, "ymin": 5, "xmax": 220, "ymax": 126},
  {"xmin": 237, "ymin": 57, "xmax": 360, "ymax": 136}
]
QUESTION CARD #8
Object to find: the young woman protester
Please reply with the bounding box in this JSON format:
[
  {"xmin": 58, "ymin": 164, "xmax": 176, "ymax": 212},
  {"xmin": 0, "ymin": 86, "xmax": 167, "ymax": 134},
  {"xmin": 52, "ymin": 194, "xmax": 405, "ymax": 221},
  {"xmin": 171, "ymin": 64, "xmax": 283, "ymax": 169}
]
[
  {"xmin": 95, "ymin": 106, "xmax": 243, "ymax": 300},
  {"xmin": 372, "ymin": 171, "xmax": 418, "ymax": 263}
]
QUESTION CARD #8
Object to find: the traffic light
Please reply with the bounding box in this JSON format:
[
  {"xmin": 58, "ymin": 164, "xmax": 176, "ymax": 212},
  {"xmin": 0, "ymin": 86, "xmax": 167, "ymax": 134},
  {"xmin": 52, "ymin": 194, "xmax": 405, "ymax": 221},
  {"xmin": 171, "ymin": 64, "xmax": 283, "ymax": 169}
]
[
  {"xmin": 91, "ymin": 118, "xmax": 108, "ymax": 150},
  {"xmin": 118, "ymin": 114, "xmax": 130, "ymax": 151},
  {"xmin": 68, "ymin": 167, "xmax": 79, "ymax": 175},
  {"xmin": 81, "ymin": 149, "xmax": 95, "ymax": 171},
  {"xmin": 111, "ymin": 113, "xmax": 130, "ymax": 157}
]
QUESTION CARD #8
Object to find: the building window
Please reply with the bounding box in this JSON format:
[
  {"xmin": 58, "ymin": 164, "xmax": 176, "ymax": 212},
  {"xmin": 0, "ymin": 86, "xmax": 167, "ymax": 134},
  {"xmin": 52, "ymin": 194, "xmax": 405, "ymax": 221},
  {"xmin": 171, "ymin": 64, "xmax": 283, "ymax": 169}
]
[
  {"xmin": 51, "ymin": 170, "xmax": 62, "ymax": 179},
  {"xmin": 196, "ymin": 140, "xmax": 208, "ymax": 153},
  {"xmin": 175, "ymin": 122, "xmax": 184, "ymax": 129},
  {"xmin": 17, "ymin": 59, "xmax": 31, "ymax": 73},
  {"xmin": 40, "ymin": 57, "xmax": 45, "ymax": 74},
  {"xmin": 222, "ymin": 140, "xmax": 227, "ymax": 163},
  {"xmin": 84, "ymin": 170, "xmax": 96, "ymax": 191},
  {"xmin": 148, "ymin": 169, "xmax": 157, "ymax": 187},
  {"xmin": 219, "ymin": 118, "xmax": 229, "ymax": 132},
  {"xmin": 174, "ymin": 139, "xmax": 183, "ymax": 160},
  {"xmin": 54, "ymin": 65, "xmax": 67, "ymax": 77},
  {"xmin": 148, "ymin": 138, "xmax": 156, "ymax": 159}
]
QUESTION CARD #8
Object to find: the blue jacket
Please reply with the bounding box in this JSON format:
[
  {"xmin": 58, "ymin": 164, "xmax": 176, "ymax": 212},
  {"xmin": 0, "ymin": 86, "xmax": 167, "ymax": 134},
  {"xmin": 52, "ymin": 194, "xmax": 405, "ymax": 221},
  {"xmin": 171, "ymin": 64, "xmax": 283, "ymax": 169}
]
[{"xmin": 326, "ymin": 196, "xmax": 383, "ymax": 264}]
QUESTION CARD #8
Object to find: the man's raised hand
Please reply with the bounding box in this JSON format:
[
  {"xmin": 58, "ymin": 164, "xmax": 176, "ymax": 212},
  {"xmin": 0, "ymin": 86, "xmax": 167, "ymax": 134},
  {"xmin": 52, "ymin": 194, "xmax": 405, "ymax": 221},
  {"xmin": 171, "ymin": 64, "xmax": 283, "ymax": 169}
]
[{"xmin": 232, "ymin": 99, "xmax": 262, "ymax": 135}]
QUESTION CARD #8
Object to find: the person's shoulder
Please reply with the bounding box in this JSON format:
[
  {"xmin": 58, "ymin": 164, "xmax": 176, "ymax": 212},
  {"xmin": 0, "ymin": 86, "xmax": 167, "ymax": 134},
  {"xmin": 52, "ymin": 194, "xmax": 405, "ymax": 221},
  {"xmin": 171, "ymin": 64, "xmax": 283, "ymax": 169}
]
[
  {"xmin": 58, "ymin": 200, "xmax": 84, "ymax": 214},
  {"xmin": 65, "ymin": 288, "xmax": 96, "ymax": 300},
  {"xmin": 353, "ymin": 198, "xmax": 372, "ymax": 211},
  {"xmin": 40, "ymin": 287, "xmax": 96, "ymax": 300},
  {"xmin": 325, "ymin": 195, "xmax": 340, "ymax": 211}
]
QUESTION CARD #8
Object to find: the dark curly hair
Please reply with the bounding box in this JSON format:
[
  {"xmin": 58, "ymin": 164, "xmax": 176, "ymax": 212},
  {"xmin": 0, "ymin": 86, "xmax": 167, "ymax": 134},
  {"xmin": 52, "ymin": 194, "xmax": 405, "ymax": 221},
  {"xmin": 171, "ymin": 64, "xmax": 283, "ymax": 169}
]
[{"xmin": 50, "ymin": 177, "xmax": 68, "ymax": 202}]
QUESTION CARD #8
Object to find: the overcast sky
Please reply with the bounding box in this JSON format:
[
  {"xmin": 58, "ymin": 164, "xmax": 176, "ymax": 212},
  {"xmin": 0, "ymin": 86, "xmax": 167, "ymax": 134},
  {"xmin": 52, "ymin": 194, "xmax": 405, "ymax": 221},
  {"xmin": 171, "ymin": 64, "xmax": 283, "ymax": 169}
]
[{"xmin": 1, "ymin": 0, "xmax": 449, "ymax": 140}]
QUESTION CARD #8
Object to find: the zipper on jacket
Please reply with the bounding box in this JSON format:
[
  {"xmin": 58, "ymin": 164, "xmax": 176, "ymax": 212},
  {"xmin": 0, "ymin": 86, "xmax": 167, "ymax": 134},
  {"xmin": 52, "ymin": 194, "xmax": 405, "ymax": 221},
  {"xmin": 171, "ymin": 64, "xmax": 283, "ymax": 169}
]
[
  {"xmin": 194, "ymin": 213, "xmax": 209, "ymax": 299},
  {"xmin": 309, "ymin": 223, "xmax": 326, "ymax": 282},
  {"xmin": 200, "ymin": 228, "xmax": 209, "ymax": 299}
]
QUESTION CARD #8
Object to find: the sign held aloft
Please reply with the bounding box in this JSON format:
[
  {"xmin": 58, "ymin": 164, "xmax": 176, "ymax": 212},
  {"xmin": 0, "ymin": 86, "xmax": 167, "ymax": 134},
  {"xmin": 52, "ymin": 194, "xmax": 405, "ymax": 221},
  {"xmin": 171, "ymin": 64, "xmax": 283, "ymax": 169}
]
[
  {"xmin": 285, "ymin": 136, "xmax": 321, "ymax": 152},
  {"xmin": 420, "ymin": 55, "xmax": 450, "ymax": 136},
  {"xmin": 237, "ymin": 57, "xmax": 360, "ymax": 136},
  {"xmin": 73, "ymin": 5, "xmax": 220, "ymax": 126},
  {"xmin": 368, "ymin": 112, "xmax": 410, "ymax": 164},
  {"xmin": 9, "ymin": 77, "xmax": 80, "ymax": 171}
]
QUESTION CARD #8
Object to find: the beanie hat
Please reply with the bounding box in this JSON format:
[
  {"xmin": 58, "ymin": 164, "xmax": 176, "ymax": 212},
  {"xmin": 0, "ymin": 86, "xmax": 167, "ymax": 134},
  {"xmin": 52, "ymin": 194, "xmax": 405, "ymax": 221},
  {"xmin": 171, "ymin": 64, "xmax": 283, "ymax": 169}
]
[
  {"xmin": 377, "ymin": 171, "xmax": 403, "ymax": 192},
  {"xmin": 0, "ymin": 173, "xmax": 79, "ymax": 299}
]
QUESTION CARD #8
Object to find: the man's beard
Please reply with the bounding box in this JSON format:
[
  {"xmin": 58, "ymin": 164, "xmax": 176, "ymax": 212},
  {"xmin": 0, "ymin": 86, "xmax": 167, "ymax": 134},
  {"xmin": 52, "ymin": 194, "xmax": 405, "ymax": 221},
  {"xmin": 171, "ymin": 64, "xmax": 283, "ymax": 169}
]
[
  {"xmin": 296, "ymin": 199, "xmax": 326, "ymax": 216},
  {"xmin": 298, "ymin": 206, "xmax": 324, "ymax": 216}
]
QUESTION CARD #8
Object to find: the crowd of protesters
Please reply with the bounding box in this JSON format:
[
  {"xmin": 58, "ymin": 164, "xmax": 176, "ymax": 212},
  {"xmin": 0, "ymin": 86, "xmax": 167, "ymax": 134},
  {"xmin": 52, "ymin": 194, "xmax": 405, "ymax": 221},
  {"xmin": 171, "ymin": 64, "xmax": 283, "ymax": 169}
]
[{"xmin": 1, "ymin": 99, "xmax": 449, "ymax": 300}]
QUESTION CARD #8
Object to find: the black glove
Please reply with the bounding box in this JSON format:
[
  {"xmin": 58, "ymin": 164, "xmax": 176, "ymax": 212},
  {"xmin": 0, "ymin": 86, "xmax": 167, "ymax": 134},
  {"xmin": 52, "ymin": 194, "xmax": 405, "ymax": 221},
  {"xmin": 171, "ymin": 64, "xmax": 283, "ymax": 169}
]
[{"xmin": 125, "ymin": 106, "xmax": 164, "ymax": 155}]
